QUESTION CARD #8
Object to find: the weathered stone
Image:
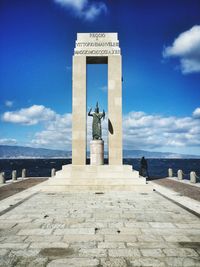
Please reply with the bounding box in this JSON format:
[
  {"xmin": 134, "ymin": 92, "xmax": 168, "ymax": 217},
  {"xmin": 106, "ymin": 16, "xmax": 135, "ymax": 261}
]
[
  {"xmin": 0, "ymin": 190, "xmax": 200, "ymax": 266},
  {"xmin": 27, "ymin": 257, "xmax": 48, "ymax": 267},
  {"xmin": 108, "ymin": 248, "xmax": 140, "ymax": 257},
  {"xmin": 105, "ymin": 234, "xmax": 137, "ymax": 242},
  {"xmin": 130, "ymin": 257, "xmax": 165, "ymax": 267},
  {"xmin": 0, "ymin": 249, "xmax": 8, "ymax": 256},
  {"xmin": 47, "ymin": 258, "xmax": 99, "ymax": 267},
  {"xmin": 140, "ymin": 248, "xmax": 165, "ymax": 257},
  {"xmin": 163, "ymin": 257, "xmax": 200, "ymax": 267},
  {"xmin": 29, "ymin": 242, "xmax": 69, "ymax": 249},
  {"xmin": 17, "ymin": 229, "xmax": 53, "ymax": 236},
  {"xmin": 163, "ymin": 248, "xmax": 199, "ymax": 257},
  {"xmin": 98, "ymin": 242, "xmax": 126, "ymax": 249},
  {"xmin": 100, "ymin": 257, "xmax": 127, "ymax": 267},
  {"xmin": 63, "ymin": 234, "xmax": 103, "ymax": 242},
  {"xmin": 79, "ymin": 248, "xmax": 107, "ymax": 257},
  {"xmin": 0, "ymin": 242, "xmax": 29, "ymax": 249}
]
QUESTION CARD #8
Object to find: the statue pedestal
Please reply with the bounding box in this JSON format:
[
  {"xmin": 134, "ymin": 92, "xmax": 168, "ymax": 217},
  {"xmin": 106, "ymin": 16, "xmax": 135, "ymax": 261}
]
[{"xmin": 90, "ymin": 140, "xmax": 104, "ymax": 165}]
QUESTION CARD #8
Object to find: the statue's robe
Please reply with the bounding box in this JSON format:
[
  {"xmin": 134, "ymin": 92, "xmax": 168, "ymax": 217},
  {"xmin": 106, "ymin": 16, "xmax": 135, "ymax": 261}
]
[{"xmin": 92, "ymin": 113, "xmax": 104, "ymax": 140}]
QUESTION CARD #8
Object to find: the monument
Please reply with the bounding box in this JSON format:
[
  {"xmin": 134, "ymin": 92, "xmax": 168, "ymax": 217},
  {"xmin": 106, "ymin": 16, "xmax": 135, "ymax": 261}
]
[
  {"xmin": 72, "ymin": 33, "xmax": 122, "ymax": 165},
  {"xmin": 43, "ymin": 33, "xmax": 149, "ymax": 192}
]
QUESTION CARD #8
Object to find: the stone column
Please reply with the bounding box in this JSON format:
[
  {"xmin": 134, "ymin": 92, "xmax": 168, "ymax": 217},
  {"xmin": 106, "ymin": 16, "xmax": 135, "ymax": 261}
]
[
  {"xmin": 12, "ymin": 170, "xmax": 17, "ymax": 181},
  {"xmin": 51, "ymin": 168, "xmax": 56, "ymax": 177},
  {"xmin": 90, "ymin": 140, "xmax": 104, "ymax": 165},
  {"xmin": 22, "ymin": 169, "xmax": 26, "ymax": 179},
  {"xmin": 177, "ymin": 170, "xmax": 183, "ymax": 180},
  {"xmin": 0, "ymin": 172, "xmax": 5, "ymax": 184},
  {"xmin": 168, "ymin": 168, "xmax": 173, "ymax": 177},
  {"xmin": 72, "ymin": 56, "xmax": 87, "ymax": 165},
  {"xmin": 190, "ymin": 171, "xmax": 196, "ymax": 183},
  {"xmin": 108, "ymin": 55, "xmax": 122, "ymax": 165}
]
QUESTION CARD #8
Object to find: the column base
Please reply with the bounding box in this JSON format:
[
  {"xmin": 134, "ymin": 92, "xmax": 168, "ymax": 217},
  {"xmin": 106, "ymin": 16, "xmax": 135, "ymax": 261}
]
[{"xmin": 90, "ymin": 140, "xmax": 104, "ymax": 165}]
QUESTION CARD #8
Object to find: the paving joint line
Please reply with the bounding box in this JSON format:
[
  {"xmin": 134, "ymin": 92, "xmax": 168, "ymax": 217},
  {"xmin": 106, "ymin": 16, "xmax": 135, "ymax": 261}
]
[
  {"xmin": 154, "ymin": 190, "xmax": 200, "ymax": 218},
  {"xmin": 0, "ymin": 192, "xmax": 38, "ymax": 216}
]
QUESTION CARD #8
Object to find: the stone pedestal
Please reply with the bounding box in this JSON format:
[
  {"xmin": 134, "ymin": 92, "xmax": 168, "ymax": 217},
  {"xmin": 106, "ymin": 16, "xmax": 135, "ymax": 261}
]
[{"xmin": 90, "ymin": 140, "xmax": 104, "ymax": 165}]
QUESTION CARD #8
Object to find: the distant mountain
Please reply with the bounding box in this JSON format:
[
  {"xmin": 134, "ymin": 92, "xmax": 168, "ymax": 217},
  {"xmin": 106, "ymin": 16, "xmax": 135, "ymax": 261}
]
[
  {"xmin": 0, "ymin": 145, "xmax": 199, "ymax": 159},
  {"xmin": 123, "ymin": 149, "xmax": 200, "ymax": 159},
  {"xmin": 0, "ymin": 145, "xmax": 70, "ymax": 159}
]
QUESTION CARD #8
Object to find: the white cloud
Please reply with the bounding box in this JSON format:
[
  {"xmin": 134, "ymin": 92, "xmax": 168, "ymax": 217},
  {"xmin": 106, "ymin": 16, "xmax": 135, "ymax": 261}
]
[
  {"xmin": 0, "ymin": 138, "xmax": 17, "ymax": 145},
  {"xmin": 54, "ymin": 0, "xmax": 107, "ymax": 21},
  {"xmin": 193, "ymin": 107, "xmax": 200, "ymax": 118},
  {"xmin": 2, "ymin": 104, "xmax": 200, "ymax": 152},
  {"xmin": 31, "ymin": 107, "xmax": 200, "ymax": 152},
  {"xmin": 2, "ymin": 105, "xmax": 56, "ymax": 125},
  {"xmin": 163, "ymin": 25, "xmax": 200, "ymax": 74},
  {"xmin": 123, "ymin": 109, "xmax": 200, "ymax": 150},
  {"xmin": 5, "ymin": 100, "xmax": 13, "ymax": 107},
  {"xmin": 31, "ymin": 113, "xmax": 72, "ymax": 150},
  {"xmin": 54, "ymin": 0, "xmax": 87, "ymax": 10},
  {"xmin": 84, "ymin": 2, "xmax": 107, "ymax": 21}
]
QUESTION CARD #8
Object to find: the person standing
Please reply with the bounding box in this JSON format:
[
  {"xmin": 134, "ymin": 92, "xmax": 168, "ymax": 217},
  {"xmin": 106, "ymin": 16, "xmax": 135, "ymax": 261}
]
[{"xmin": 140, "ymin": 156, "xmax": 150, "ymax": 179}]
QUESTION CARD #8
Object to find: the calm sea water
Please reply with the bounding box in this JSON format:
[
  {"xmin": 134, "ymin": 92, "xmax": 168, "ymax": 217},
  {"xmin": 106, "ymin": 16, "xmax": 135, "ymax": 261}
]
[{"xmin": 0, "ymin": 158, "xmax": 199, "ymax": 181}]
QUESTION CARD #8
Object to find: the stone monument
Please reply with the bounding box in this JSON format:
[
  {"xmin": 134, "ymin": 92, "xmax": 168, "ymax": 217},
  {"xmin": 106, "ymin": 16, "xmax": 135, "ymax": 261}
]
[
  {"xmin": 43, "ymin": 33, "xmax": 149, "ymax": 192},
  {"xmin": 72, "ymin": 33, "xmax": 122, "ymax": 165},
  {"xmin": 88, "ymin": 102, "xmax": 105, "ymax": 165}
]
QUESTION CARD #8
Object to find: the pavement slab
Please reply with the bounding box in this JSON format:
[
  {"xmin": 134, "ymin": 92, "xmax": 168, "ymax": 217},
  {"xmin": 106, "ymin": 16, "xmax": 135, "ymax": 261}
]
[{"xmin": 0, "ymin": 189, "xmax": 200, "ymax": 266}]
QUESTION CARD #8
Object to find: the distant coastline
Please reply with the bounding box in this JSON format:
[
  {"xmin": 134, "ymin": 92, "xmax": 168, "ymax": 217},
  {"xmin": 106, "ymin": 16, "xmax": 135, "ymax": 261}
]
[{"xmin": 0, "ymin": 145, "xmax": 199, "ymax": 159}]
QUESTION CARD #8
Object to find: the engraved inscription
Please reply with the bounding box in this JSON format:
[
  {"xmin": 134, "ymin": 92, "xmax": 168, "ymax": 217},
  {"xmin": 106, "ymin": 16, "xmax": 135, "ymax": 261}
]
[{"xmin": 75, "ymin": 33, "xmax": 120, "ymax": 56}]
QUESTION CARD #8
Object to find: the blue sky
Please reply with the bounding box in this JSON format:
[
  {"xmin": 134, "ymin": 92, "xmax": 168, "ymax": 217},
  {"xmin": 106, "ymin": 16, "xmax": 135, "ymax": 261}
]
[{"xmin": 0, "ymin": 0, "xmax": 200, "ymax": 155}]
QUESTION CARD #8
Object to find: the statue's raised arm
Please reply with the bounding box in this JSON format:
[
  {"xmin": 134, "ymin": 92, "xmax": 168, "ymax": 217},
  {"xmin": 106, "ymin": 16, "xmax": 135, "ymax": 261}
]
[
  {"xmin": 88, "ymin": 108, "xmax": 93, "ymax": 117},
  {"xmin": 88, "ymin": 102, "xmax": 105, "ymax": 140}
]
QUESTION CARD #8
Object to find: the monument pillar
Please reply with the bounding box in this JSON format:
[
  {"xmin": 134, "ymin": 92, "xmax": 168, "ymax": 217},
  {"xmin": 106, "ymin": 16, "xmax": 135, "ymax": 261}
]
[
  {"xmin": 108, "ymin": 56, "xmax": 122, "ymax": 165},
  {"xmin": 72, "ymin": 56, "xmax": 87, "ymax": 165},
  {"xmin": 72, "ymin": 33, "xmax": 123, "ymax": 166}
]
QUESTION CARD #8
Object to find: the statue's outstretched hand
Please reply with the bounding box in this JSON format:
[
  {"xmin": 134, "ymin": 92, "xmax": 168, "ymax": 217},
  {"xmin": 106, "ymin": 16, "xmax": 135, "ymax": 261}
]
[
  {"xmin": 88, "ymin": 108, "xmax": 92, "ymax": 116},
  {"xmin": 102, "ymin": 109, "xmax": 105, "ymax": 119}
]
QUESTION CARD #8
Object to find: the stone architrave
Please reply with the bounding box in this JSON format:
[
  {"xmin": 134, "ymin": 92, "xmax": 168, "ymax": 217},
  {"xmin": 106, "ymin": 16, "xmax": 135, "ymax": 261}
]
[{"xmin": 72, "ymin": 33, "xmax": 122, "ymax": 165}]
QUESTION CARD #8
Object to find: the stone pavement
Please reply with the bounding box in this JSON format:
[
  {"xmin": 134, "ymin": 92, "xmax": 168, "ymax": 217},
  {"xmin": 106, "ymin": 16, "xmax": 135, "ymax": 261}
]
[
  {"xmin": 0, "ymin": 187, "xmax": 200, "ymax": 267},
  {"xmin": 152, "ymin": 178, "xmax": 200, "ymax": 202},
  {"xmin": 0, "ymin": 178, "xmax": 48, "ymax": 201}
]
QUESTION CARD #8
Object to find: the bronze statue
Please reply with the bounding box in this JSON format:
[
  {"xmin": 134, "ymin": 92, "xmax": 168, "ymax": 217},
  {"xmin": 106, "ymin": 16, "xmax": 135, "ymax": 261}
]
[{"xmin": 88, "ymin": 102, "xmax": 105, "ymax": 140}]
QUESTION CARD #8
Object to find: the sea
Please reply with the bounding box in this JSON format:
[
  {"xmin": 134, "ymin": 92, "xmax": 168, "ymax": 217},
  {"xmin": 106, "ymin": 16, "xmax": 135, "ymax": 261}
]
[{"xmin": 0, "ymin": 158, "xmax": 200, "ymax": 181}]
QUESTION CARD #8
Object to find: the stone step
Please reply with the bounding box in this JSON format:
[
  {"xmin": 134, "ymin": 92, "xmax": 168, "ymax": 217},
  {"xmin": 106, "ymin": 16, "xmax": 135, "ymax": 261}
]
[
  {"xmin": 47, "ymin": 177, "xmax": 146, "ymax": 186},
  {"xmin": 55, "ymin": 170, "xmax": 139, "ymax": 179},
  {"xmin": 61, "ymin": 164, "xmax": 133, "ymax": 173},
  {"xmin": 42, "ymin": 184, "xmax": 153, "ymax": 192}
]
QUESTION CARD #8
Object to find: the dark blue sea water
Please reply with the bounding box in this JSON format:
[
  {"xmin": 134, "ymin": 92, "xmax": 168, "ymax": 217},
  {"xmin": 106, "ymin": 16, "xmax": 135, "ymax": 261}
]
[{"xmin": 0, "ymin": 158, "xmax": 199, "ymax": 181}]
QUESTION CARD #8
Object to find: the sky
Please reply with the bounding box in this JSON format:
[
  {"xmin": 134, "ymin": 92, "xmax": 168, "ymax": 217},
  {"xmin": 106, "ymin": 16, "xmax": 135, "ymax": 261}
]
[{"xmin": 0, "ymin": 0, "xmax": 200, "ymax": 155}]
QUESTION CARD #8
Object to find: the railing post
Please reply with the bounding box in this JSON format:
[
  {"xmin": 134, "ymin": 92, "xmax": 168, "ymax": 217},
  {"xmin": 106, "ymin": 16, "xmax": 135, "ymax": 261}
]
[
  {"xmin": 12, "ymin": 170, "xmax": 17, "ymax": 181},
  {"xmin": 0, "ymin": 172, "xmax": 5, "ymax": 184},
  {"xmin": 177, "ymin": 169, "xmax": 183, "ymax": 180},
  {"xmin": 190, "ymin": 171, "xmax": 196, "ymax": 183},
  {"xmin": 168, "ymin": 168, "xmax": 173, "ymax": 177},
  {"xmin": 22, "ymin": 169, "xmax": 26, "ymax": 179},
  {"xmin": 51, "ymin": 168, "xmax": 56, "ymax": 177}
]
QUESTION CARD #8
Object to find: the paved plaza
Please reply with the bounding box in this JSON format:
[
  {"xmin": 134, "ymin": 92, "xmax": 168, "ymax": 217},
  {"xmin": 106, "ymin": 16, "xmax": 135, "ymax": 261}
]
[{"xmin": 0, "ymin": 187, "xmax": 200, "ymax": 266}]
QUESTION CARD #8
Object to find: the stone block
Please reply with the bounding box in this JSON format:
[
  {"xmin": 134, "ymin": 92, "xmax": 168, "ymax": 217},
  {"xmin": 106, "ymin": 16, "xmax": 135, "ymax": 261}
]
[
  {"xmin": 90, "ymin": 140, "xmax": 104, "ymax": 165},
  {"xmin": 108, "ymin": 248, "xmax": 140, "ymax": 257},
  {"xmin": 140, "ymin": 248, "xmax": 165, "ymax": 257},
  {"xmin": 47, "ymin": 258, "xmax": 99, "ymax": 267}
]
